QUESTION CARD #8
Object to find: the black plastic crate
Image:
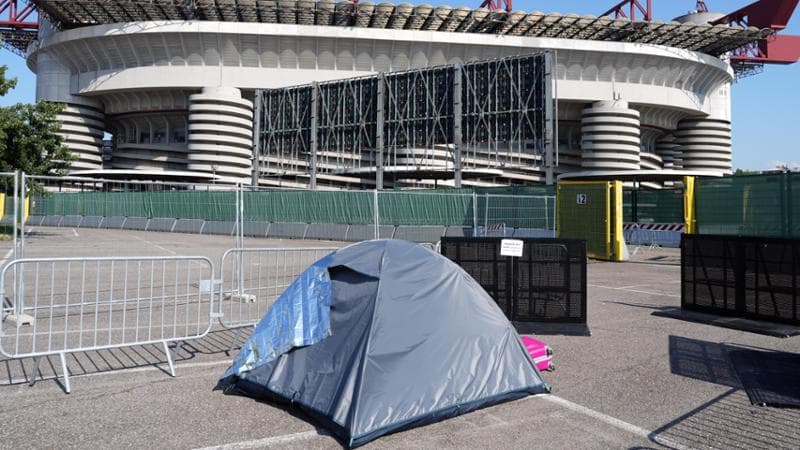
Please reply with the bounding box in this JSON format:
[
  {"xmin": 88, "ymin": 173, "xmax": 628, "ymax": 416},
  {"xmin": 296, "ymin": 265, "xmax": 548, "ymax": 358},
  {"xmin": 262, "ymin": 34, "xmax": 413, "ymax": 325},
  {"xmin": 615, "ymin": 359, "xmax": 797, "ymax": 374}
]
[
  {"xmin": 681, "ymin": 234, "xmax": 800, "ymax": 325},
  {"xmin": 441, "ymin": 237, "xmax": 587, "ymax": 323}
]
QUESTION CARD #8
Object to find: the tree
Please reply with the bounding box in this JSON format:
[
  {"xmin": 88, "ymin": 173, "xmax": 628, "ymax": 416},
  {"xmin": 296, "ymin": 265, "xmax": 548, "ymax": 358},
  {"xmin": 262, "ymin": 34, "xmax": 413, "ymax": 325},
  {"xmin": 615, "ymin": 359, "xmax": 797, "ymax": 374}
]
[
  {"xmin": 0, "ymin": 64, "xmax": 75, "ymax": 175},
  {"xmin": 733, "ymin": 168, "xmax": 759, "ymax": 176},
  {"xmin": 0, "ymin": 66, "xmax": 17, "ymax": 95}
]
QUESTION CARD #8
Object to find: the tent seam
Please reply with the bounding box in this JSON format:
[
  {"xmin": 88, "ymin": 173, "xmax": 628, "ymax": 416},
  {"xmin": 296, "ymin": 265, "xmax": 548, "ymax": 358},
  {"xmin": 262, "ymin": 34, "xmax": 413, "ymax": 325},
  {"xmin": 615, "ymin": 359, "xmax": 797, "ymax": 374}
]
[{"xmin": 346, "ymin": 242, "xmax": 387, "ymax": 445}]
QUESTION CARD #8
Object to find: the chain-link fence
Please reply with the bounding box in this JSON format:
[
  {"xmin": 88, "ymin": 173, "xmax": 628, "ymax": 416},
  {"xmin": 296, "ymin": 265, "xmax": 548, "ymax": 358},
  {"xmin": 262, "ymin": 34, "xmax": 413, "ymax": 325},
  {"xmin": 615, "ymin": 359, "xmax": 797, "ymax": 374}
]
[{"xmin": 696, "ymin": 173, "xmax": 800, "ymax": 238}]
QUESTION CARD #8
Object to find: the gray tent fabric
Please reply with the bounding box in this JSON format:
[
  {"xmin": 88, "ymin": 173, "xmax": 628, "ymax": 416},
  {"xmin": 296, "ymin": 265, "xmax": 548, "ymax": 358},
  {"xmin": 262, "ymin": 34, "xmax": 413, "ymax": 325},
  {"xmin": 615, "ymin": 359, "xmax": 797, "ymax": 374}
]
[{"xmin": 218, "ymin": 239, "xmax": 549, "ymax": 447}]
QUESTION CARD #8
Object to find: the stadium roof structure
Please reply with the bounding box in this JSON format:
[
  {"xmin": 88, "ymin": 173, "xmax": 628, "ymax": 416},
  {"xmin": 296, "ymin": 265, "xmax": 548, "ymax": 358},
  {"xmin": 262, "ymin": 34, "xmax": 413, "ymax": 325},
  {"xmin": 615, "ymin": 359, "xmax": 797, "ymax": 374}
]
[{"xmin": 30, "ymin": 0, "xmax": 770, "ymax": 57}]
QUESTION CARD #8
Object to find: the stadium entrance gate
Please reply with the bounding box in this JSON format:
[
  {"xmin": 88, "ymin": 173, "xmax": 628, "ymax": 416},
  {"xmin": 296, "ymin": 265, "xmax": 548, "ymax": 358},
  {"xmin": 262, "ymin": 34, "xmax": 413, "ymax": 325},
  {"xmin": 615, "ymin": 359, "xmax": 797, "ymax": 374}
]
[{"xmin": 557, "ymin": 181, "xmax": 624, "ymax": 261}]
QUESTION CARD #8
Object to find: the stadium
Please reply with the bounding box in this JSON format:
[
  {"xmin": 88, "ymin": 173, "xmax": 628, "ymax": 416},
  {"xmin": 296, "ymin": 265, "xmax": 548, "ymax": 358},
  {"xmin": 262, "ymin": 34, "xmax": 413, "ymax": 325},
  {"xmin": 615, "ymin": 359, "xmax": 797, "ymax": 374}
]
[{"xmin": 3, "ymin": 0, "xmax": 798, "ymax": 187}]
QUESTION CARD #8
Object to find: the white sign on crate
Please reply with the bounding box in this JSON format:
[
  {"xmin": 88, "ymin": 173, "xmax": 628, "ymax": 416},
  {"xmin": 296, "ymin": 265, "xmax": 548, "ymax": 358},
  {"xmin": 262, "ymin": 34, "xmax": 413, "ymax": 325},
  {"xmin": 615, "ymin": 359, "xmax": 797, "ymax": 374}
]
[
  {"xmin": 576, "ymin": 193, "xmax": 588, "ymax": 205},
  {"xmin": 500, "ymin": 239, "xmax": 524, "ymax": 257}
]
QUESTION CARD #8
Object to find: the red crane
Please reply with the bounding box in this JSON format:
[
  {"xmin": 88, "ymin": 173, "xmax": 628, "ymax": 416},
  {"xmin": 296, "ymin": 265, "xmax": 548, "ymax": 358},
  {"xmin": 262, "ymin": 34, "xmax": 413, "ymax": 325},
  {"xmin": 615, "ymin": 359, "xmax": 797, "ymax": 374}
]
[
  {"xmin": 0, "ymin": 0, "xmax": 36, "ymax": 32},
  {"xmin": 600, "ymin": 0, "xmax": 653, "ymax": 21},
  {"xmin": 598, "ymin": 0, "xmax": 799, "ymax": 74},
  {"xmin": 479, "ymin": 0, "xmax": 512, "ymax": 13},
  {"xmin": 0, "ymin": 0, "xmax": 37, "ymax": 54},
  {"xmin": 710, "ymin": 0, "xmax": 800, "ymax": 67}
]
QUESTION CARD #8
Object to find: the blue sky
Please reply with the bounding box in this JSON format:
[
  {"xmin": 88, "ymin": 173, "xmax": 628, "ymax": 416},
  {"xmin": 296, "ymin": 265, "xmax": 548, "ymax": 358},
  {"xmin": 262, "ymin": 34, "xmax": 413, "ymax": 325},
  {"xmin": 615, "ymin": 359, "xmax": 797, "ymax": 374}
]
[{"xmin": 0, "ymin": 0, "xmax": 798, "ymax": 170}]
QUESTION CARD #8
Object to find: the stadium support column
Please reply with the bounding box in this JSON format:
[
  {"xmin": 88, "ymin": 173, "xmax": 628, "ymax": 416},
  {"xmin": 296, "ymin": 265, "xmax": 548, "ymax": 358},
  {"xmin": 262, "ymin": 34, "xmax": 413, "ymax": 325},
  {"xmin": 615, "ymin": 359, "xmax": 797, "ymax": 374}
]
[
  {"xmin": 310, "ymin": 82, "xmax": 318, "ymax": 190},
  {"xmin": 251, "ymin": 91, "xmax": 263, "ymax": 187},
  {"xmin": 545, "ymin": 50, "xmax": 555, "ymax": 185},
  {"xmin": 452, "ymin": 64, "xmax": 463, "ymax": 188},
  {"xmin": 656, "ymin": 134, "xmax": 678, "ymax": 169},
  {"xmin": 187, "ymin": 87, "xmax": 253, "ymax": 184},
  {"xmin": 580, "ymin": 100, "xmax": 641, "ymax": 171},
  {"xmin": 375, "ymin": 74, "xmax": 385, "ymax": 190},
  {"xmin": 675, "ymin": 118, "xmax": 732, "ymax": 175},
  {"xmin": 57, "ymin": 104, "xmax": 106, "ymax": 171},
  {"xmin": 36, "ymin": 50, "xmax": 105, "ymax": 171}
]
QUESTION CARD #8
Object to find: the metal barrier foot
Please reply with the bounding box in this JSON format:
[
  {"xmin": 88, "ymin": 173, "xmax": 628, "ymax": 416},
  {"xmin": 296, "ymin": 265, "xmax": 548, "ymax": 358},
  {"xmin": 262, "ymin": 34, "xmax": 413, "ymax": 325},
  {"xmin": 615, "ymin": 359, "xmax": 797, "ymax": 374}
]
[
  {"xmin": 163, "ymin": 341, "xmax": 176, "ymax": 377},
  {"xmin": 28, "ymin": 357, "xmax": 42, "ymax": 387},
  {"xmin": 5, "ymin": 312, "xmax": 33, "ymax": 326},
  {"xmin": 59, "ymin": 352, "xmax": 71, "ymax": 394},
  {"xmin": 173, "ymin": 340, "xmax": 185, "ymax": 357}
]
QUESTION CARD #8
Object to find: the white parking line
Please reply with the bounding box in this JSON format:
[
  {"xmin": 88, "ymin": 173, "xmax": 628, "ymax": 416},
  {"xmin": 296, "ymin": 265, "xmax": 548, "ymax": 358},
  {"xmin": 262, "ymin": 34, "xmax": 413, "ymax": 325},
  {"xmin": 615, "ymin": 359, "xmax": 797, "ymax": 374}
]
[
  {"xmin": 132, "ymin": 235, "xmax": 177, "ymax": 255},
  {"xmin": 190, "ymin": 394, "xmax": 691, "ymax": 450},
  {"xmin": 71, "ymin": 228, "xmax": 79, "ymax": 237},
  {"xmin": 0, "ymin": 248, "xmax": 14, "ymax": 267},
  {"xmin": 537, "ymin": 395, "xmax": 690, "ymax": 450},
  {"xmin": 193, "ymin": 431, "xmax": 322, "ymax": 450},
  {"xmin": 588, "ymin": 283, "xmax": 680, "ymax": 298},
  {"xmin": 4, "ymin": 353, "xmax": 689, "ymax": 450}
]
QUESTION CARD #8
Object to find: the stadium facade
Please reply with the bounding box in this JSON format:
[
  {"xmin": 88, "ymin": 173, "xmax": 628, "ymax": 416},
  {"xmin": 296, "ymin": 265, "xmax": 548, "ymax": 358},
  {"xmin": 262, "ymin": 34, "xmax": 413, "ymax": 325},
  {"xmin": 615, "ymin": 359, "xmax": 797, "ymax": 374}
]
[{"xmin": 25, "ymin": 1, "xmax": 770, "ymax": 187}]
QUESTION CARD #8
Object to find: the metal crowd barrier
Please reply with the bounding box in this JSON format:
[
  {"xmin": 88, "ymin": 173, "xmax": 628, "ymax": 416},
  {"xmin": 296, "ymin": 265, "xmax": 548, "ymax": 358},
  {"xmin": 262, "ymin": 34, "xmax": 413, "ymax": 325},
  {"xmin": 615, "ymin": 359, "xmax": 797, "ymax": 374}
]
[
  {"xmin": 0, "ymin": 244, "xmax": 402, "ymax": 393},
  {"xmin": 441, "ymin": 237, "xmax": 587, "ymax": 323},
  {"xmin": 217, "ymin": 247, "xmax": 337, "ymax": 331},
  {"xmin": 0, "ymin": 255, "xmax": 215, "ymax": 393},
  {"xmin": 682, "ymin": 234, "xmax": 800, "ymax": 325}
]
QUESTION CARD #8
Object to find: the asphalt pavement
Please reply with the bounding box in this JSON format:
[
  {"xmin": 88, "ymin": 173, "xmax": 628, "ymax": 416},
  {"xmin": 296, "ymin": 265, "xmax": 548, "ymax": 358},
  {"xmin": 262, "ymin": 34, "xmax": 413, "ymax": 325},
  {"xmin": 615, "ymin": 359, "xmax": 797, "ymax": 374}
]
[{"xmin": 1, "ymin": 227, "xmax": 798, "ymax": 449}]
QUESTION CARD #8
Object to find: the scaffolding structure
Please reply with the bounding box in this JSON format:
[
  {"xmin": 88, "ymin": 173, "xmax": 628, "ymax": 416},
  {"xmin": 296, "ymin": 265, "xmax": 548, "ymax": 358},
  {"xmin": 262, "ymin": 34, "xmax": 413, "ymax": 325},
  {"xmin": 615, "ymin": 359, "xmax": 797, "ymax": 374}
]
[{"xmin": 253, "ymin": 52, "xmax": 554, "ymax": 189}]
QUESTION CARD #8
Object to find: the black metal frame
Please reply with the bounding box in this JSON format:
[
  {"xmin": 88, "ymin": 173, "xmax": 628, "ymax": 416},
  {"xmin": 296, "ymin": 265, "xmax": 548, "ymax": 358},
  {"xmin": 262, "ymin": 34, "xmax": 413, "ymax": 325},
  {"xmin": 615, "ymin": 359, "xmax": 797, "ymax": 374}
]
[
  {"xmin": 441, "ymin": 237, "xmax": 587, "ymax": 323},
  {"xmin": 681, "ymin": 234, "xmax": 800, "ymax": 325},
  {"xmin": 254, "ymin": 53, "xmax": 551, "ymax": 186}
]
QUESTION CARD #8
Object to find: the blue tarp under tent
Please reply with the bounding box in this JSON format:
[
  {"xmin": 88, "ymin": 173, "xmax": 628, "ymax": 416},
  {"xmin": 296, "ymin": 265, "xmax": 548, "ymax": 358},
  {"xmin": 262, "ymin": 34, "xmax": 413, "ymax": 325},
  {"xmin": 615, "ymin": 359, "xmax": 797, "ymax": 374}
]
[{"xmin": 217, "ymin": 239, "xmax": 549, "ymax": 448}]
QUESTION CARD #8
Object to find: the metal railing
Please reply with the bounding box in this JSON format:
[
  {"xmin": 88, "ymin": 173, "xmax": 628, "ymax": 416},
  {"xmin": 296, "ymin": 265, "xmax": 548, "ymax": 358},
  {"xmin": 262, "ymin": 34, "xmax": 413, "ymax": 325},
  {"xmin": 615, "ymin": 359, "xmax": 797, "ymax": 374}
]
[
  {"xmin": 26, "ymin": 174, "xmax": 556, "ymax": 243},
  {"xmin": 0, "ymin": 255, "xmax": 216, "ymax": 393},
  {"xmin": 217, "ymin": 247, "xmax": 337, "ymax": 330},
  {"xmin": 480, "ymin": 193, "xmax": 555, "ymax": 235}
]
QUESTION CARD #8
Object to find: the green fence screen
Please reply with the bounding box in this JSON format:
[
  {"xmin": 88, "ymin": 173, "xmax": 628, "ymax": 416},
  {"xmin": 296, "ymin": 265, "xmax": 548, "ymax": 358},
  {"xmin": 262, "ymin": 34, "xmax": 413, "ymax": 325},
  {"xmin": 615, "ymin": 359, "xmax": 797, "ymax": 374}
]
[
  {"xmin": 378, "ymin": 192, "xmax": 474, "ymax": 226},
  {"xmin": 32, "ymin": 185, "xmax": 556, "ymax": 228},
  {"xmin": 33, "ymin": 191, "xmax": 239, "ymax": 221},
  {"xmin": 696, "ymin": 173, "xmax": 799, "ymax": 238},
  {"xmin": 622, "ymin": 188, "xmax": 683, "ymax": 224},
  {"xmin": 243, "ymin": 190, "xmax": 375, "ymax": 224}
]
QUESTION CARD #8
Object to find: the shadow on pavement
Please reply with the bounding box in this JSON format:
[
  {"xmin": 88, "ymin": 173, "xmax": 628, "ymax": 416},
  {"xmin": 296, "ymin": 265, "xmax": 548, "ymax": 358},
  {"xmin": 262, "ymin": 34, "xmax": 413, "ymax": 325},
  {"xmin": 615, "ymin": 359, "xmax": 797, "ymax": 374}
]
[
  {"xmin": 668, "ymin": 335, "xmax": 741, "ymax": 388},
  {"xmin": 0, "ymin": 326, "xmax": 250, "ymax": 389},
  {"xmin": 653, "ymin": 336, "xmax": 800, "ymax": 448}
]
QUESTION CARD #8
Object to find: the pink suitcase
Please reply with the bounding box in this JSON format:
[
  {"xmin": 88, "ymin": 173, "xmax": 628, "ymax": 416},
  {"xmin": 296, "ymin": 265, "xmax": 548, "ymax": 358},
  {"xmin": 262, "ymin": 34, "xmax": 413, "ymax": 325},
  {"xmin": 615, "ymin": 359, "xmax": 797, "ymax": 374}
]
[{"xmin": 521, "ymin": 336, "xmax": 554, "ymax": 372}]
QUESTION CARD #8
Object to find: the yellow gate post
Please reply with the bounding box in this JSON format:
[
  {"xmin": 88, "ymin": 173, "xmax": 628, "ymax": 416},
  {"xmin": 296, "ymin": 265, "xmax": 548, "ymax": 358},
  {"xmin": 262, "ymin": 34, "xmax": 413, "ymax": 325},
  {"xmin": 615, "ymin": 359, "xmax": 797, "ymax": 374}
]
[
  {"xmin": 612, "ymin": 180, "xmax": 624, "ymax": 261},
  {"xmin": 683, "ymin": 176, "xmax": 696, "ymax": 234}
]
